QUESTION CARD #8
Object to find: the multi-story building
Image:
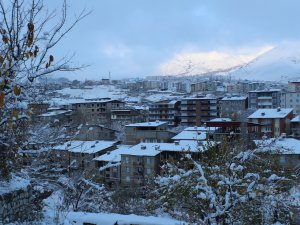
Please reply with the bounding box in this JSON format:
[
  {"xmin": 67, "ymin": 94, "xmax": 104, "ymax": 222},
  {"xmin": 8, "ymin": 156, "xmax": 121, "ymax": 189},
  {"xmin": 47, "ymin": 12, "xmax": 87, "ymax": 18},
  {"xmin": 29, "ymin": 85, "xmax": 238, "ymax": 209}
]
[
  {"xmin": 248, "ymin": 89, "xmax": 281, "ymax": 109},
  {"xmin": 119, "ymin": 141, "xmax": 214, "ymax": 186},
  {"xmin": 281, "ymin": 92, "xmax": 300, "ymax": 114},
  {"xmin": 149, "ymin": 100, "xmax": 181, "ymax": 126},
  {"xmin": 291, "ymin": 115, "xmax": 300, "ymax": 138},
  {"xmin": 288, "ymin": 81, "xmax": 300, "ymax": 92},
  {"xmin": 120, "ymin": 144, "xmax": 161, "ymax": 186},
  {"xmin": 180, "ymin": 97, "xmax": 218, "ymax": 126},
  {"xmin": 219, "ymin": 96, "xmax": 248, "ymax": 119},
  {"xmin": 53, "ymin": 140, "xmax": 118, "ymax": 173},
  {"xmin": 247, "ymin": 108, "xmax": 293, "ymax": 138},
  {"xmin": 69, "ymin": 124, "xmax": 116, "ymax": 141},
  {"xmin": 71, "ymin": 98, "xmax": 125, "ymax": 125},
  {"xmin": 124, "ymin": 121, "xmax": 174, "ymax": 144},
  {"xmin": 111, "ymin": 108, "xmax": 147, "ymax": 125}
]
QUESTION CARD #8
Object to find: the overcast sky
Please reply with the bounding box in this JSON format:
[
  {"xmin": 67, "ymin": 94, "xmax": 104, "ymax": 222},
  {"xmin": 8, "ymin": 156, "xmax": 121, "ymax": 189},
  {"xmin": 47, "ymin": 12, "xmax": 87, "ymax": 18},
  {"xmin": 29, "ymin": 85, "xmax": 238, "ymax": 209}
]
[{"xmin": 48, "ymin": 0, "xmax": 300, "ymax": 80}]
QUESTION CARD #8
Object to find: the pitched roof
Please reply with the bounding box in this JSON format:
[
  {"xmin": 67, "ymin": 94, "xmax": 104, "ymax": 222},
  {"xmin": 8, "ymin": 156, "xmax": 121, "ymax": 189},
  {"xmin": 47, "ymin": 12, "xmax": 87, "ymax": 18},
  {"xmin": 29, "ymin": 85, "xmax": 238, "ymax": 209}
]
[
  {"xmin": 53, "ymin": 140, "xmax": 117, "ymax": 154},
  {"xmin": 248, "ymin": 108, "xmax": 293, "ymax": 119},
  {"xmin": 125, "ymin": 121, "xmax": 167, "ymax": 127}
]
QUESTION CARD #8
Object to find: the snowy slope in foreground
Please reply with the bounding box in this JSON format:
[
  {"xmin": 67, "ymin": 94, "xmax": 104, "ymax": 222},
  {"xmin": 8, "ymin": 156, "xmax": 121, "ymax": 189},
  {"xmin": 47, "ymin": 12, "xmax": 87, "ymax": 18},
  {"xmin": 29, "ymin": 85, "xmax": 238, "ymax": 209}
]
[
  {"xmin": 64, "ymin": 212, "xmax": 186, "ymax": 225},
  {"xmin": 231, "ymin": 42, "xmax": 300, "ymax": 82}
]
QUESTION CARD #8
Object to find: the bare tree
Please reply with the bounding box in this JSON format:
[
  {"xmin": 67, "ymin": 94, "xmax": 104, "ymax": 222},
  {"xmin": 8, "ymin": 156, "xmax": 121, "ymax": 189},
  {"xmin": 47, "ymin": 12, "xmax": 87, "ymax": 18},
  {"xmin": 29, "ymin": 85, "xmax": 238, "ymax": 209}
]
[{"xmin": 0, "ymin": 0, "xmax": 89, "ymax": 180}]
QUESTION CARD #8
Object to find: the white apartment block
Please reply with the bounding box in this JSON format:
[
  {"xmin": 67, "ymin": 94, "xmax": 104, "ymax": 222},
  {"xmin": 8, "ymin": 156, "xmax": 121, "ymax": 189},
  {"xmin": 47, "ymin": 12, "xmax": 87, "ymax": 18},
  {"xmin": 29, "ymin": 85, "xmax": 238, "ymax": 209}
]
[{"xmin": 281, "ymin": 92, "xmax": 300, "ymax": 114}]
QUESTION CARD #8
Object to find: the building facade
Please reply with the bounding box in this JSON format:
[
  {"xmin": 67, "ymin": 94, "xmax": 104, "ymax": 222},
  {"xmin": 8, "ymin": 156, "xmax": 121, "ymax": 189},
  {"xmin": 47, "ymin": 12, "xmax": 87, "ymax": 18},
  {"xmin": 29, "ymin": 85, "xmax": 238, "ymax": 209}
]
[
  {"xmin": 149, "ymin": 100, "xmax": 181, "ymax": 126},
  {"xmin": 71, "ymin": 99, "xmax": 125, "ymax": 125},
  {"xmin": 248, "ymin": 89, "xmax": 281, "ymax": 109},
  {"xmin": 247, "ymin": 108, "xmax": 293, "ymax": 138},
  {"xmin": 281, "ymin": 92, "xmax": 300, "ymax": 114},
  {"xmin": 219, "ymin": 96, "xmax": 248, "ymax": 120},
  {"xmin": 180, "ymin": 97, "xmax": 218, "ymax": 126},
  {"xmin": 124, "ymin": 121, "xmax": 174, "ymax": 144}
]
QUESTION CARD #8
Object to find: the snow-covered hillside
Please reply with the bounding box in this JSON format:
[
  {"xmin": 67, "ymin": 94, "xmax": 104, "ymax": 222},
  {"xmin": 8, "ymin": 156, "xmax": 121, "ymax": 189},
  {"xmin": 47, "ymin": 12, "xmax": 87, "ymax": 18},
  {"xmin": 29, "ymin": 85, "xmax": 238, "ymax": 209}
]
[{"xmin": 231, "ymin": 42, "xmax": 300, "ymax": 82}]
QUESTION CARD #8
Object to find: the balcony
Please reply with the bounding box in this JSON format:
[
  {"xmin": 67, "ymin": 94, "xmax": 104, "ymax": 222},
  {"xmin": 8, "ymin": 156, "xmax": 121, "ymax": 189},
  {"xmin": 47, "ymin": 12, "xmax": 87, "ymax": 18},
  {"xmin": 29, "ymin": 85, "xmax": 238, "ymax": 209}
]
[
  {"xmin": 258, "ymin": 102, "xmax": 272, "ymax": 106},
  {"xmin": 257, "ymin": 96, "xmax": 272, "ymax": 100}
]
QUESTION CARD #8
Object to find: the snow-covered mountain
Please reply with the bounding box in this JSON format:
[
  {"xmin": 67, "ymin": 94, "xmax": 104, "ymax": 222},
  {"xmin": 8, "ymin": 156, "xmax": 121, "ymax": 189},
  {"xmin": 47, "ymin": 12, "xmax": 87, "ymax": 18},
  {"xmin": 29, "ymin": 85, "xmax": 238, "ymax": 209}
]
[{"xmin": 230, "ymin": 42, "xmax": 300, "ymax": 82}]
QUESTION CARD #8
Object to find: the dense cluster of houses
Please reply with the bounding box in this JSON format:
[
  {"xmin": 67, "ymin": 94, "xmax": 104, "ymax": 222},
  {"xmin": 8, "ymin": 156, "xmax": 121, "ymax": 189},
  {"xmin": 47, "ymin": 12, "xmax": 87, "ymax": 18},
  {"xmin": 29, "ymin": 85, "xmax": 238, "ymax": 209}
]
[{"xmin": 22, "ymin": 79, "xmax": 300, "ymax": 187}]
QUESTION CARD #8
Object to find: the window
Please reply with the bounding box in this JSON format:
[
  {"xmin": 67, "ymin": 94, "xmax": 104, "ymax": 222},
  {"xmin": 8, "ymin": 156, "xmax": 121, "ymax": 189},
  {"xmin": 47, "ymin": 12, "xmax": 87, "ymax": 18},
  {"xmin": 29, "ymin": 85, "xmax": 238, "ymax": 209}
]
[
  {"xmin": 147, "ymin": 168, "xmax": 151, "ymax": 174},
  {"xmin": 126, "ymin": 167, "xmax": 130, "ymax": 173},
  {"xmin": 146, "ymin": 157, "xmax": 152, "ymax": 165},
  {"xmin": 125, "ymin": 176, "xmax": 130, "ymax": 182},
  {"xmin": 279, "ymin": 156, "xmax": 286, "ymax": 164}
]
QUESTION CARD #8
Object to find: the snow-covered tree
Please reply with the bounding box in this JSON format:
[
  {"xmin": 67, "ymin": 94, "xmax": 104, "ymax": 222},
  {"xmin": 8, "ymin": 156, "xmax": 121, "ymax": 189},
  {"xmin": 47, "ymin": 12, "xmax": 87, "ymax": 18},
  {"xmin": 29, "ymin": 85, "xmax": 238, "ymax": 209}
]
[
  {"xmin": 0, "ymin": 0, "xmax": 88, "ymax": 180},
  {"xmin": 154, "ymin": 138, "xmax": 295, "ymax": 224}
]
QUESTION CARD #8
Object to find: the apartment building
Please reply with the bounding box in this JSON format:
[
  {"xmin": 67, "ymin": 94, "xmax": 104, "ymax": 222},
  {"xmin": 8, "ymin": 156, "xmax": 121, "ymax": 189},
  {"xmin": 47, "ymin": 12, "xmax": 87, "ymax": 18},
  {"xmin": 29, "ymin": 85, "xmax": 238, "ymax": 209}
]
[
  {"xmin": 120, "ymin": 144, "xmax": 161, "ymax": 186},
  {"xmin": 248, "ymin": 89, "xmax": 281, "ymax": 109},
  {"xmin": 70, "ymin": 124, "xmax": 116, "ymax": 141},
  {"xmin": 93, "ymin": 148, "xmax": 126, "ymax": 186},
  {"xmin": 180, "ymin": 97, "xmax": 218, "ymax": 126},
  {"xmin": 124, "ymin": 121, "xmax": 174, "ymax": 144},
  {"xmin": 111, "ymin": 108, "xmax": 147, "ymax": 124},
  {"xmin": 281, "ymin": 92, "xmax": 300, "ymax": 114},
  {"xmin": 71, "ymin": 98, "xmax": 125, "ymax": 125},
  {"xmin": 219, "ymin": 96, "xmax": 248, "ymax": 119},
  {"xmin": 35, "ymin": 109, "xmax": 72, "ymax": 126},
  {"xmin": 120, "ymin": 141, "xmax": 214, "ymax": 186},
  {"xmin": 53, "ymin": 140, "xmax": 118, "ymax": 173},
  {"xmin": 288, "ymin": 81, "xmax": 300, "ymax": 92},
  {"xmin": 247, "ymin": 108, "xmax": 293, "ymax": 138},
  {"xmin": 149, "ymin": 100, "xmax": 181, "ymax": 126}
]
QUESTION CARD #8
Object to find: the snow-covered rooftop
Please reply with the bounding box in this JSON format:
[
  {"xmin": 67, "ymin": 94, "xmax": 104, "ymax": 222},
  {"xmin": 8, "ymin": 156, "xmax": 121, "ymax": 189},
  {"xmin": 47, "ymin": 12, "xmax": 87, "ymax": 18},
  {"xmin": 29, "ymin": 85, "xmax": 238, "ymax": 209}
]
[
  {"xmin": 248, "ymin": 108, "xmax": 293, "ymax": 119},
  {"xmin": 184, "ymin": 126, "xmax": 218, "ymax": 132},
  {"xmin": 210, "ymin": 118, "xmax": 232, "ymax": 122},
  {"xmin": 221, "ymin": 96, "xmax": 247, "ymax": 101},
  {"xmin": 291, "ymin": 115, "xmax": 300, "ymax": 122},
  {"xmin": 248, "ymin": 89, "xmax": 281, "ymax": 93},
  {"xmin": 254, "ymin": 138, "xmax": 300, "ymax": 154},
  {"xmin": 172, "ymin": 131, "xmax": 206, "ymax": 140},
  {"xmin": 53, "ymin": 140, "xmax": 117, "ymax": 154},
  {"xmin": 94, "ymin": 148, "xmax": 129, "ymax": 162},
  {"xmin": 40, "ymin": 110, "xmax": 71, "ymax": 117},
  {"xmin": 119, "ymin": 141, "xmax": 215, "ymax": 156},
  {"xmin": 126, "ymin": 121, "xmax": 167, "ymax": 127}
]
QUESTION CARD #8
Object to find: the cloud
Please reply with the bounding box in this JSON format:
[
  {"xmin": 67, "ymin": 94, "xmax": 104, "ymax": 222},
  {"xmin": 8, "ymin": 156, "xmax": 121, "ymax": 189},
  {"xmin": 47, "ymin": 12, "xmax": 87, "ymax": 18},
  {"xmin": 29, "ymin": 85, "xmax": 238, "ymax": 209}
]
[
  {"xmin": 102, "ymin": 43, "xmax": 132, "ymax": 59},
  {"xmin": 157, "ymin": 45, "xmax": 274, "ymax": 76}
]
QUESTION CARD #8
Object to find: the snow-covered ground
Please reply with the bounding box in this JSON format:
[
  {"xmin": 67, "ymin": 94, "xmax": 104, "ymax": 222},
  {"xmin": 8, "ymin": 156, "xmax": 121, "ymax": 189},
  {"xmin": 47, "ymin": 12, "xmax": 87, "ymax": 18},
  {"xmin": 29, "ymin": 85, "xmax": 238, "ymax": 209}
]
[
  {"xmin": 0, "ymin": 174, "xmax": 30, "ymax": 195},
  {"xmin": 63, "ymin": 212, "xmax": 187, "ymax": 225},
  {"xmin": 42, "ymin": 191, "xmax": 187, "ymax": 225},
  {"xmin": 57, "ymin": 85, "xmax": 125, "ymax": 100}
]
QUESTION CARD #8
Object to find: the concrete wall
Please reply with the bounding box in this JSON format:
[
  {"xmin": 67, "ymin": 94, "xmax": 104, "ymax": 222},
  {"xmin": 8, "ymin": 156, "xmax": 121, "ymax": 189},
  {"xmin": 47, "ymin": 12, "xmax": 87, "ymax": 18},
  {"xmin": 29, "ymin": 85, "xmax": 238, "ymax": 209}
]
[{"xmin": 0, "ymin": 185, "xmax": 33, "ymax": 223}]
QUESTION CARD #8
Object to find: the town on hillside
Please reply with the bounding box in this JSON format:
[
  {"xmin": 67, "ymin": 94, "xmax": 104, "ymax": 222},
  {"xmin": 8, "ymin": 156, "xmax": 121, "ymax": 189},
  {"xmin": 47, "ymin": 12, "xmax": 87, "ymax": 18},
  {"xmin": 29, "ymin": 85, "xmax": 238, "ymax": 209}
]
[{"xmin": 1, "ymin": 0, "xmax": 300, "ymax": 224}]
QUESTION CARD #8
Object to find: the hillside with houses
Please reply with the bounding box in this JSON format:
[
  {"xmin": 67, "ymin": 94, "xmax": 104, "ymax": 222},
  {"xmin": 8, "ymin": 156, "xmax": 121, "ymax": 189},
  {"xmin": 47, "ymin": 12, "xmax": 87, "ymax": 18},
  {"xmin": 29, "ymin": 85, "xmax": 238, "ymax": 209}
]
[{"xmin": 1, "ymin": 76, "xmax": 300, "ymax": 224}]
